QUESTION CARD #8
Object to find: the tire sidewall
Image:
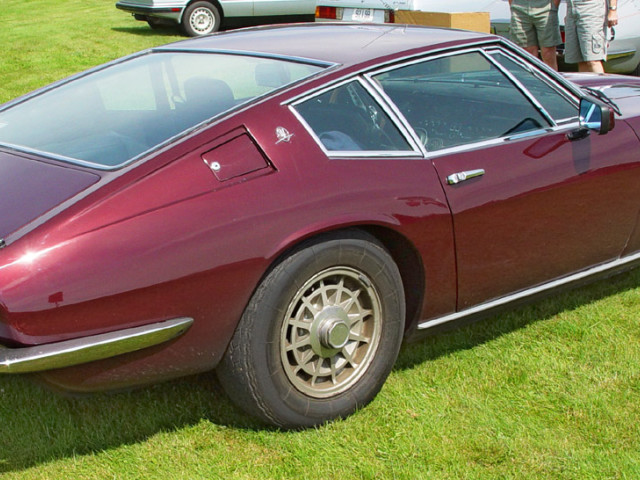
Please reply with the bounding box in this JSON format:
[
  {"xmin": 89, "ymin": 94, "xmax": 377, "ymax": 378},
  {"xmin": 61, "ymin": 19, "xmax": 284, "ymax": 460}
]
[{"xmin": 247, "ymin": 235, "xmax": 405, "ymax": 427}]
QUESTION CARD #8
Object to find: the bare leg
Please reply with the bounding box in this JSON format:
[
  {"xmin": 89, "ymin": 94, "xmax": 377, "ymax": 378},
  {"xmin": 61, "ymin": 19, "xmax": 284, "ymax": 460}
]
[
  {"xmin": 540, "ymin": 46, "xmax": 558, "ymax": 70},
  {"xmin": 578, "ymin": 60, "xmax": 604, "ymax": 73}
]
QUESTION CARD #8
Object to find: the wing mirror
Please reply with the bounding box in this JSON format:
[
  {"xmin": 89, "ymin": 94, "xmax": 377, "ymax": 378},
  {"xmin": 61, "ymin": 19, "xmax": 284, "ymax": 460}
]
[
  {"xmin": 579, "ymin": 97, "xmax": 615, "ymax": 134},
  {"xmin": 568, "ymin": 97, "xmax": 615, "ymax": 141}
]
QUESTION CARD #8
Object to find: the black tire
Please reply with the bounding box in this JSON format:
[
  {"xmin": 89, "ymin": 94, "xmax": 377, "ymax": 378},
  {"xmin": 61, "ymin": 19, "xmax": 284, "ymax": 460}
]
[
  {"xmin": 217, "ymin": 231, "xmax": 405, "ymax": 429},
  {"xmin": 181, "ymin": 1, "xmax": 221, "ymax": 37}
]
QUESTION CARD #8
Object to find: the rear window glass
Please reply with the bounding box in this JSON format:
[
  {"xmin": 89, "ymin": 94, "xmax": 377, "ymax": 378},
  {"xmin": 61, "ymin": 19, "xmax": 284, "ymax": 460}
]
[{"xmin": 0, "ymin": 52, "xmax": 324, "ymax": 168}]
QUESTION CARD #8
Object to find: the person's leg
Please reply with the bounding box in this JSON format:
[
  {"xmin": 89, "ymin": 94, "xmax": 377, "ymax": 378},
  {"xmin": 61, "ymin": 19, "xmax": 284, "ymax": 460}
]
[
  {"xmin": 534, "ymin": 0, "xmax": 561, "ymax": 70},
  {"xmin": 510, "ymin": 2, "xmax": 539, "ymax": 55},
  {"xmin": 541, "ymin": 46, "xmax": 559, "ymax": 70},
  {"xmin": 571, "ymin": 0, "xmax": 607, "ymax": 72},
  {"xmin": 578, "ymin": 60, "xmax": 604, "ymax": 73}
]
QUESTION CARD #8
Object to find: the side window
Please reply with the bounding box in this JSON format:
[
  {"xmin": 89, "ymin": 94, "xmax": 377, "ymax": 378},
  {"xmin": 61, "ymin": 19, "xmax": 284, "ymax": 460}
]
[
  {"xmin": 489, "ymin": 51, "xmax": 578, "ymax": 124},
  {"xmin": 373, "ymin": 52, "xmax": 550, "ymax": 152},
  {"xmin": 294, "ymin": 80, "xmax": 413, "ymax": 153}
]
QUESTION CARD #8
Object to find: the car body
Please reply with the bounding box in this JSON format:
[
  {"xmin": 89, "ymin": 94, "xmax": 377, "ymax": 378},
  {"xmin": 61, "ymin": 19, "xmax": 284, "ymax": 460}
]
[
  {"xmin": 116, "ymin": 0, "xmax": 316, "ymax": 36},
  {"xmin": 411, "ymin": 0, "xmax": 640, "ymax": 75},
  {"xmin": 1, "ymin": 24, "xmax": 640, "ymax": 428}
]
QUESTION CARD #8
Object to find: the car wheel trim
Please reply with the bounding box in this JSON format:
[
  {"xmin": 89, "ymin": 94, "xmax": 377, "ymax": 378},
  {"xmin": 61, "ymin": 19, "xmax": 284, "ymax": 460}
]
[
  {"xmin": 190, "ymin": 7, "xmax": 215, "ymax": 34},
  {"xmin": 280, "ymin": 266, "xmax": 382, "ymax": 398}
]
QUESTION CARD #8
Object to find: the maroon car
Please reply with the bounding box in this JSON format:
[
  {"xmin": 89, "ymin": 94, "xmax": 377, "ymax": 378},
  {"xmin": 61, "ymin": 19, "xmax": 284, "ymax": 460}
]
[{"xmin": 0, "ymin": 23, "xmax": 639, "ymax": 428}]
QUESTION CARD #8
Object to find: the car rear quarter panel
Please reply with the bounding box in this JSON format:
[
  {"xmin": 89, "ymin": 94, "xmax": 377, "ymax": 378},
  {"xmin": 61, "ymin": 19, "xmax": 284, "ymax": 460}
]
[{"xmin": 0, "ymin": 97, "xmax": 456, "ymax": 391}]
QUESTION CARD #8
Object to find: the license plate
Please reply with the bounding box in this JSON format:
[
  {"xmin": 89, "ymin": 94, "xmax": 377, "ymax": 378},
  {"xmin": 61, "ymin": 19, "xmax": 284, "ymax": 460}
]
[{"xmin": 351, "ymin": 8, "xmax": 374, "ymax": 22}]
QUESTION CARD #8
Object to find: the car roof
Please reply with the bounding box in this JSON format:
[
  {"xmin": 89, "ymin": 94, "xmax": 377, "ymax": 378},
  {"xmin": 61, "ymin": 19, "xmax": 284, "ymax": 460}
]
[{"xmin": 157, "ymin": 23, "xmax": 496, "ymax": 68}]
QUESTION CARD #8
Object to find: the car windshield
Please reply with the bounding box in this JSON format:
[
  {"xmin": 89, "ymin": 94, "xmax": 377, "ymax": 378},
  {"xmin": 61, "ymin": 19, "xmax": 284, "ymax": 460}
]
[{"xmin": 0, "ymin": 52, "xmax": 325, "ymax": 169}]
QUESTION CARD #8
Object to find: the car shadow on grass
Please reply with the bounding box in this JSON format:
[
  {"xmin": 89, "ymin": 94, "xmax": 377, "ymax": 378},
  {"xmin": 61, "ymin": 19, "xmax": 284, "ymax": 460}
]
[
  {"xmin": 0, "ymin": 370, "xmax": 266, "ymax": 472},
  {"xmin": 111, "ymin": 26, "xmax": 184, "ymax": 38},
  {"xmin": 395, "ymin": 267, "xmax": 640, "ymax": 372},
  {"xmin": 0, "ymin": 268, "xmax": 637, "ymax": 473}
]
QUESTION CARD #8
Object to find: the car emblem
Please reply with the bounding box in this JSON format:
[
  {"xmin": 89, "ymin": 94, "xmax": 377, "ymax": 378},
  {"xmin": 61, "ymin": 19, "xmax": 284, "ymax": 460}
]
[{"xmin": 275, "ymin": 126, "xmax": 293, "ymax": 144}]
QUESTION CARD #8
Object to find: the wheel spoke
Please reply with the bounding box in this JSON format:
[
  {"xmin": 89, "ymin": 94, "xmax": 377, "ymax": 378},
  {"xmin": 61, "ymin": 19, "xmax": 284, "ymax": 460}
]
[
  {"xmin": 348, "ymin": 331, "xmax": 370, "ymax": 344},
  {"xmin": 347, "ymin": 307, "xmax": 372, "ymax": 327},
  {"xmin": 301, "ymin": 296, "xmax": 320, "ymax": 316},
  {"xmin": 341, "ymin": 348, "xmax": 359, "ymax": 368},
  {"xmin": 288, "ymin": 318, "xmax": 312, "ymax": 331},
  {"xmin": 280, "ymin": 266, "xmax": 382, "ymax": 398},
  {"xmin": 340, "ymin": 287, "xmax": 361, "ymax": 312},
  {"xmin": 286, "ymin": 337, "xmax": 311, "ymax": 352}
]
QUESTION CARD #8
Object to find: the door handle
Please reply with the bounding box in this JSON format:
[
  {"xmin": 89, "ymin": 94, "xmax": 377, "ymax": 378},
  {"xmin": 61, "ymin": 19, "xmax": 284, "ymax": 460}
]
[{"xmin": 446, "ymin": 169, "xmax": 486, "ymax": 185}]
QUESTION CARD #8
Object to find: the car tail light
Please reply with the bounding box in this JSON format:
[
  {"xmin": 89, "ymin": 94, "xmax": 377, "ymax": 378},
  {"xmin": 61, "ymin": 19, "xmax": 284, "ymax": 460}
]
[{"xmin": 316, "ymin": 6, "xmax": 343, "ymax": 20}]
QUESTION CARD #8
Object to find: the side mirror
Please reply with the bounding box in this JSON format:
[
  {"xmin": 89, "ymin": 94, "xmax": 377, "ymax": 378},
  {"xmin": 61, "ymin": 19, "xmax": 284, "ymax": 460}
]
[{"xmin": 579, "ymin": 97, "xmax": 615, "ymax": 135}]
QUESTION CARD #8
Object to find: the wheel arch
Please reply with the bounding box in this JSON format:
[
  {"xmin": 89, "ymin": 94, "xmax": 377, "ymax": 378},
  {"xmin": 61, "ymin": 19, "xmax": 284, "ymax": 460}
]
[
  {"xmin": 178, "ymin": 0, "xmax": 225, "ymax": 24},
  {"xmin": 262, "ymin": 225, "xmax": 425, "ymax": 336}
]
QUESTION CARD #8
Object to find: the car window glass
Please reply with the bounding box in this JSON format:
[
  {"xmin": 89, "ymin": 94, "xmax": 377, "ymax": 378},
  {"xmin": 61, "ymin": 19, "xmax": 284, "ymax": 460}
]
[
  {"xmin": 489, "ymin": 51, "xmax": 577, "ymax": 123},
  {"xmin": 373, "ymin": 52, "xmax": 549, "ymax": 152},
  {"xmin": 0, "ymin": 53, "xmax": 324, "ymax": 168},
  {"xmin": 294, "ymin": 80, "xmax": 413, "ymax": 153}
]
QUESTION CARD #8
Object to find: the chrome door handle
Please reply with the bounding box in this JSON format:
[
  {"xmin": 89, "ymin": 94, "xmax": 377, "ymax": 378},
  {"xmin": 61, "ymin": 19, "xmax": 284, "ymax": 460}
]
[{"xmin": 446, "ymin": 169, "xmax": 486, "ymax": 185}]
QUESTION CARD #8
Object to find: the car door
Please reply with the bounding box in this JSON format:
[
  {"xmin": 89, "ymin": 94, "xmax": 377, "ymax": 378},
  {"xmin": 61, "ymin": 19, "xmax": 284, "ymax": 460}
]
[
  {"xmin": 253, "ymin": 0, "xmax": 316, "ymax": 16},
  {"xmin": 373, "ymin": 49, "xmax": 640, "ymax": 310},
  {"xmin": 290, "ymin": 77, "xmax": 459, "ymax": 319}
]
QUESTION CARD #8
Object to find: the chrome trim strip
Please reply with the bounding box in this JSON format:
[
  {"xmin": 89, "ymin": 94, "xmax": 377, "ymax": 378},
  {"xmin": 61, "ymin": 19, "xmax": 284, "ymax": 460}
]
[
  {"xmin": 417, "ymin": 252, "xmax": 640, "ymax": 331},
  {"xmin": 0, "ymin": 317, "xmax": 193, "ymax": 373},
  {"xmin": 607, "ymin": 49, "xmax": 636, "ymax": 61},
  {"xmin": 289, "ymin": 77, "xmax": 423, "ymax": 158}
]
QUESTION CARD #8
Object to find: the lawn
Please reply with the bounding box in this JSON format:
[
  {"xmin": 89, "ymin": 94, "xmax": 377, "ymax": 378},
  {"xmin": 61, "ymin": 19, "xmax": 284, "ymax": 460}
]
[{"xmin": 1, "ymin": 1, "xmax": 640, "ymax": 478}]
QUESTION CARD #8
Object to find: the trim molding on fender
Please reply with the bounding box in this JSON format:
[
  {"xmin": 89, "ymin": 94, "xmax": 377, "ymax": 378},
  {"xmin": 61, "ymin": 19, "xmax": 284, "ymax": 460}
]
[
  {"xmin": 0, "ymin": 317, "xmax": 193, "ymax": 374},
  {"xmin": 418, "ymin": 252, "xmax": 640, "ymax": 331}
]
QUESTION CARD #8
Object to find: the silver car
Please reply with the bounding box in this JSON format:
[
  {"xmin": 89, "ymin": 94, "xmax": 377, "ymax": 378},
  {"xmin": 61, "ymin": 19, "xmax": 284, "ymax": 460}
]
[
  {"xmin": 410, "ymin": 0, "xmax": 640, "ymax": 75},
  {"xmin": 116, "ymin": 0, "xmax": 316, "ymax": 36}
]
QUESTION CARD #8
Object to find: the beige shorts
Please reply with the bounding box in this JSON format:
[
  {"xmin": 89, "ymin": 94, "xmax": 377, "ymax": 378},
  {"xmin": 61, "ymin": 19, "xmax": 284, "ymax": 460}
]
[
  {"xmin": 564, "ymin": 0, "xmax": 608, "ymax": 63},
  {"xmin": 510, "ymin": 0, "xmax": 562, "ymax": 48}
]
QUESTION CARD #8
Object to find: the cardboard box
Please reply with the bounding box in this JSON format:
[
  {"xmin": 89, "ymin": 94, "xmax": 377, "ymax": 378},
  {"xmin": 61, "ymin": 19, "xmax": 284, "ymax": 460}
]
[{"xmin": 395, "ymin": 11, "xmax": 491, "ymax": 33}]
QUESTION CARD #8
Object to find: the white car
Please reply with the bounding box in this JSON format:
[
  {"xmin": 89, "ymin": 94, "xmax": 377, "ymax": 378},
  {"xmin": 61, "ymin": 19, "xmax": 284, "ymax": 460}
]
[
  {"xmin": 410, "ymin": 0, "xmax": 640, "ymax": 75},
  {"xmin": 116, "ymin": 0, "xmax": 316, "ymax": 36}
]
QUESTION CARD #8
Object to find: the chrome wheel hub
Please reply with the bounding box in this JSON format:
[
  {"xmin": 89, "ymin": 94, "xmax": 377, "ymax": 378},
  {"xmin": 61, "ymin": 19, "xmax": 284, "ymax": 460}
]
[
  {"xmin": 280, "ymin": 267, "xmax": 382, "ymax": 398},
  {"xmin": 312, "ymin": 306, "xmax": 351, "ymax": 355}
]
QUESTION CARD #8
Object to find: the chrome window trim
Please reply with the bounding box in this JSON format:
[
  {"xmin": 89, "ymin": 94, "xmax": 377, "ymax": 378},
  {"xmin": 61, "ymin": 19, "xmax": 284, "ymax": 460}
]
[
  {"xmin": 365, "ymin": 47, "xmax": 582, "ymax": 157},
  {"xmin": 485, "ymin": 48, "xmax": 579, "ymax": 123},
  {"xmin": 482, "ymin": 49, "xmax": 556, "ymax": 127},
  {"xmin": 155, "ymin": 47, "xmax": 338, "ymax": 70},
  {"xmin": 418, "ymin": 251, "xmax": 640, "ymax": 331},
  {"xmin": 419, "ymin": 122, "xmax": 578, "ymax": 159},
  {"xmin": 0, "ymin": 49, "xmax": 330, "ymax": 171},
  {"xmin": 289, "ymin": 77, "xmax": 423, "ymax": 158},
  {"xmin": 284, "ymin": 38, "xmax": 501, "ymax": 106}
]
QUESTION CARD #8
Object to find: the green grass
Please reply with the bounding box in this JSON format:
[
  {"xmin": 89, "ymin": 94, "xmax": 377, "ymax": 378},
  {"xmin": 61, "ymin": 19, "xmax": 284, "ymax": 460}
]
[{"xmin": 2, "ymin": 1, "xmax": 640, "ymax": 478}]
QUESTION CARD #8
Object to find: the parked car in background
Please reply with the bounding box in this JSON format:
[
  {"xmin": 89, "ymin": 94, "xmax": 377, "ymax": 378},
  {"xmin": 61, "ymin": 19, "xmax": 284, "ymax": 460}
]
[
  {"xmin": 315, "ymin": 0, "xmax": 410, "ymax": 23},
  {"xmin": 1, "ymin": 24, "xmax": 640, "ymax": 429},
  {"xmin": 410, "ymin": 0, "xmax": 640, "ymax": 75},
  {"xmin": 116, "ymin": 0, "xmax": 316, "ymax": 36}
]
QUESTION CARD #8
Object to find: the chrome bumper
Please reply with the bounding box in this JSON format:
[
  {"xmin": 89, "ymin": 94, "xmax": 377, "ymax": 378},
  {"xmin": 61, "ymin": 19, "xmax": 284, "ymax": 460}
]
[{"xmin": 0, "ymin": 317, "xmax": 193, "ymax": 373}]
